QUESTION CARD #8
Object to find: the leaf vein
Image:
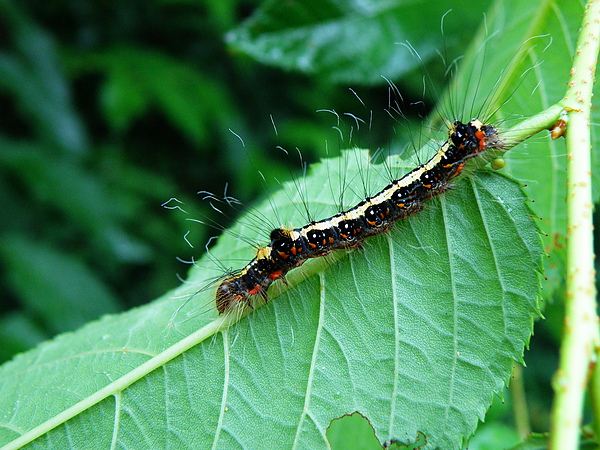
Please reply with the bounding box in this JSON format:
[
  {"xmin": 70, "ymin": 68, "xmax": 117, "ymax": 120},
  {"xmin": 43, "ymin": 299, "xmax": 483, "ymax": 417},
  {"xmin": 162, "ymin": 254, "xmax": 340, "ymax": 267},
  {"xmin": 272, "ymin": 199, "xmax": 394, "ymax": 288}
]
[{"xmin": 292, "ymin": 272, "xmax": 326, "ymax": 449}]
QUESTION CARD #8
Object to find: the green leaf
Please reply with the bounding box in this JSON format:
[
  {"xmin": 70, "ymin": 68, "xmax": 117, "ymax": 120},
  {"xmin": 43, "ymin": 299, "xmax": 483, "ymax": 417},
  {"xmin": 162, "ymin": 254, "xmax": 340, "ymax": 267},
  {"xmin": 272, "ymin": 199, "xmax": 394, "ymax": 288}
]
[
  {"xmin": 466, "ymin": 423, "xmax": 520, "ymax": 449},
  {"xmin": 226, "ymin": 0, "xmax": 495, "ymax": 85},
  {"xmin": 327, "ymin": 413, "xmax": 382, "ymax": 449},
  {"xmin": 0, "ymin": 143, "xmax": 543, "ymax": 448}
]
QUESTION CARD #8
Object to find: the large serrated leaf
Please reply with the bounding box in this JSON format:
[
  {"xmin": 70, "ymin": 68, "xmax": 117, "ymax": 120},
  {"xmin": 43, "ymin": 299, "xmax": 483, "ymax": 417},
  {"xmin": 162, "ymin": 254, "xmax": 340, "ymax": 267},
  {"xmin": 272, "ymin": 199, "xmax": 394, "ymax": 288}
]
[
  {"xmin": 225, "ymin": 0, "xmax": 495, "ymax": 86},
  {"xmin": 0, "ymin": 146, "xmax": 543, "ymax": 449}
]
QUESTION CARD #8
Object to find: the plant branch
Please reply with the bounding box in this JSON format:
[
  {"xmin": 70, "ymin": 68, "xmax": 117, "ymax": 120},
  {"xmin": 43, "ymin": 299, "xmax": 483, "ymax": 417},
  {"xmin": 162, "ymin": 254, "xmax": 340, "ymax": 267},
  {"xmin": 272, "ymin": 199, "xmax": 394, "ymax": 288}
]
[
  {"xmin": 549, "ymin": 1, "xmax": 600, "ymax": 448},
  {"xmin": 512, "ymin": 363, "xmax": 532, "ymax": 440}
]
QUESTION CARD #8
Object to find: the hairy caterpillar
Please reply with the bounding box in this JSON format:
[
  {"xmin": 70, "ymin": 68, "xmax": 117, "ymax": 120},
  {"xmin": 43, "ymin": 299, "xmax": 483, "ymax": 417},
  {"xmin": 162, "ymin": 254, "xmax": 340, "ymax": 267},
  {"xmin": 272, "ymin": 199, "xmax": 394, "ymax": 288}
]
[
  {"xmin": 214, "ymin": 119, "xmax": 503, "ymax": 314},
  {"xmin": 170, "ymin": 16, "xmax": 554, "ymax": 323}
]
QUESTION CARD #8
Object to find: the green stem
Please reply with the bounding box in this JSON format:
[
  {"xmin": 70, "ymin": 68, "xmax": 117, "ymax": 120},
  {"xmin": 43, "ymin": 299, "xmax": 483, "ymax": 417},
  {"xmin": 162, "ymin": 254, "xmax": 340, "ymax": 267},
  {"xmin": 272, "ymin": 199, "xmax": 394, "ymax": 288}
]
[
  {"xmin": 467, "ymin": 103, "xmax": 563, "ymax": 171},
  {"xmin": 589, "ymin": 356, "xmax": 600, "ymax": 441},
  {"xmin": 512, "ymin": 363, "xmax": 531, "ymax": 440},
  {"xmin": 500, "ymin": 105, "xmax": 565, "ymax": 150},
  {"xmin": 549, "ymin": 1, "xmax": 600, "ymax": 449}
]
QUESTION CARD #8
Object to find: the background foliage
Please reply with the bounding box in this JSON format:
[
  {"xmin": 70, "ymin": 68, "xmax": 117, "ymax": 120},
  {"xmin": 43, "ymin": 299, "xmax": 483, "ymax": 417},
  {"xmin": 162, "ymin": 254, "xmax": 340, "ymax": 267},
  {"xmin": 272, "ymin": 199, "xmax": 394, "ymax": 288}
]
[{"xmin": 0, "ymin": 0, "xmax": 591, "ymax": 447}]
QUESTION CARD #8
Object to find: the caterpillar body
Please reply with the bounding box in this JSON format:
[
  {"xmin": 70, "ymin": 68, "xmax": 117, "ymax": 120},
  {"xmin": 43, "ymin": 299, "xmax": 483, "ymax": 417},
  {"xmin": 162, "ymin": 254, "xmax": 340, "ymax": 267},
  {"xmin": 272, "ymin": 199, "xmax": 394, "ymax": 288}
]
[{"xmin": 215, "ymin": 119, "xmax": 503, "ymax": 314}]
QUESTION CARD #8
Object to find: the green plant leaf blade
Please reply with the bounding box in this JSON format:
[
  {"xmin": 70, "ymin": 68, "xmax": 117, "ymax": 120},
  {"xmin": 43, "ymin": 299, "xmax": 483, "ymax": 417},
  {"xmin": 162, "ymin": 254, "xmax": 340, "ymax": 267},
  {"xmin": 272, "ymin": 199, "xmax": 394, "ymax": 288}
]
[
  {"xmin": 225, "ymin": 0, "xmax": 494, "ymax": 86},
  {"xmin": 0, "ymin": 147, "xmax": 543, "ymax": 449}
]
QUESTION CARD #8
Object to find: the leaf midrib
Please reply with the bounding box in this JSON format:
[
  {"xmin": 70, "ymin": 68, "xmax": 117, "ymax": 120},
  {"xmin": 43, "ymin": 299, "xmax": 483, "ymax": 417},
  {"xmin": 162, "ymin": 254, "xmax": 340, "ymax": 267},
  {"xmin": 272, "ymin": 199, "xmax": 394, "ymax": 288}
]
[{"xmin": 3, "ymin": 317, "xmax": 231, "ymax": 450}]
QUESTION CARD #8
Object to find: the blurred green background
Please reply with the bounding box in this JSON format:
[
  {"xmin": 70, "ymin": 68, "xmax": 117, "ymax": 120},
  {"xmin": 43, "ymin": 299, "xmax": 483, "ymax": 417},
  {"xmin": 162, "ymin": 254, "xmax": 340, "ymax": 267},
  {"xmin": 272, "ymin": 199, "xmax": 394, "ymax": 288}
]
[{"xmin": 0, "ymin": 0, "xmax": 577, "ymax": 444}]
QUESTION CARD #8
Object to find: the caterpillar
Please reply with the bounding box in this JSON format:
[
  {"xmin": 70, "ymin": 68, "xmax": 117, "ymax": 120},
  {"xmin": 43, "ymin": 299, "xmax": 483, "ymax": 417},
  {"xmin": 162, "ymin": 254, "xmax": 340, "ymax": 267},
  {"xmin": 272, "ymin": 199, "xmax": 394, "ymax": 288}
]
[
  {"xmin": 179, "ymin": 21, "xmax": 551, "ymax": 319},
  {"xmin": 214, "ymin": 119, "xmax": 503, "ymax": 314}
]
